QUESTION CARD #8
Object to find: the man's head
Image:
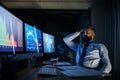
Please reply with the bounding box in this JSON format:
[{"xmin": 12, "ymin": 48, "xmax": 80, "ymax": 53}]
[{"xmin": 83, "ymin": 27, "xmax": 96, "ymax": 42}]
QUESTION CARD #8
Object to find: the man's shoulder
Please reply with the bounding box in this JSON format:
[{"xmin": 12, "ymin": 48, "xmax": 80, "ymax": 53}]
[
  {"xmin": 91, "ymin": 42, "xmax": 106, "ymax": 47},
  {"xmin": 97, "ymin": 43, "xmax": 108, "ymax": 53},
  {"xmin": 97, "ymin": 43, "xmax": 107, "ymax": 48},
  {"xmin": 89, "ymin": 42, "xmax": 100, "ymax": 47},
  {"xmin": 98, "ymin": 43, "xmax": 105, "ymax": 45},
  {"xmin": 90, "ymin": 42, "xmax": 107, "ymax": 50}
]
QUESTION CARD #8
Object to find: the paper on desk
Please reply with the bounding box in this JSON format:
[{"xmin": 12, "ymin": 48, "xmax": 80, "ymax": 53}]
[
  {"xmin": 60, "ymin": 69, "xmax": 105, "ymax": 77},
  {"xmin": 56, "ymin": 65, "xmax": 86, "ymax": 71},
  {"xmin": 54, "ymin": 62, "xmax": 72, "ymax": 66}
]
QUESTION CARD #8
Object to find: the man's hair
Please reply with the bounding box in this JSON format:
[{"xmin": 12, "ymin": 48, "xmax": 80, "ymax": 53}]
[{"xmin": 86, "ymin": 27, "xmax": 96, "ymax": 34}]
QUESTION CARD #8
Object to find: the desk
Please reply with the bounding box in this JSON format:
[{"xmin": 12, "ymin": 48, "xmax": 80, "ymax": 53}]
[{"xmin": 16, "ymin": 64, "xmax": 109, "ymax": 80}]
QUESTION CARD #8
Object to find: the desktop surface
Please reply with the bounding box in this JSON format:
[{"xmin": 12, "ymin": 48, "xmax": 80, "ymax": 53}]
[{"xmin": 15, "ymin": 61, "xmax": 110, "ymax": 80}]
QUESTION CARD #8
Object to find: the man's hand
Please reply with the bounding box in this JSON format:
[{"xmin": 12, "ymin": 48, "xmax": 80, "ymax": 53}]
[{"xmin": 79, "ymin": 29, "xmax": 84, "ymax": 35}]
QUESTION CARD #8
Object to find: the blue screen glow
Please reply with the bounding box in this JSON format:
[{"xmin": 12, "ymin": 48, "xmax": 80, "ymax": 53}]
[
  {"xmin": 24, "ymin": 23, "xmax": 42, "ymax": 52},
  {"xmin": 0, "ymin": 5, "xmax": 23, "ymax": 53},
  {"xmin": 43, "ymin": 33, "xmax": 55, "ymax": 53}
]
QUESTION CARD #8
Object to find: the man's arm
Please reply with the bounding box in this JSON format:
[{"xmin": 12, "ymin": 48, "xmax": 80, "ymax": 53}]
[
  {"xmin": 99, "ymin": 44, "xmax": 112, "ymax": 73},
  {"xmin": 63, "ymin": 32, "xmax": 81, "ymax": 52}
]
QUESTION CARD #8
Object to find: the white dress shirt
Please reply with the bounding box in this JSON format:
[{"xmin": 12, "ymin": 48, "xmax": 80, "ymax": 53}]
[{"xmin": 63, "ymin": 32, "xmax": 112, "ymax": 73}]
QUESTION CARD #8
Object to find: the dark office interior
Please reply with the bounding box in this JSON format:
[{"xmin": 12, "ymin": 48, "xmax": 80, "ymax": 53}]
[{"xmin": 0, "ymin": 0, "xmax": 120, "ymax": 80}]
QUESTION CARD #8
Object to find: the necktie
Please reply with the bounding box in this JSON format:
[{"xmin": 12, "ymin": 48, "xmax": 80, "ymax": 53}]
[{"xmin": 79, "ymin": 42, "xmax": 89, "ymax": 65}]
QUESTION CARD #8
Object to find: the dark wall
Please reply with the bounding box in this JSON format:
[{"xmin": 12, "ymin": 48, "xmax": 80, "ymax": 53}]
[
  {"xmin": 10, "ymin": 9, "xmax": 46, "ymax": 31},
  {"xmin": 113, "ymin": 0, "xmax": 120, "ymax": 76},
  {"xmin": 91, "ymin": 0, "xmax": 113, "ymax": 66},
  {"xmin": 91, "ymin": 0, "xmax": 120, "ymax": 78},
  {"xmin": 10, "ymin": 9, "xmax": 90, "ymax": 32}
]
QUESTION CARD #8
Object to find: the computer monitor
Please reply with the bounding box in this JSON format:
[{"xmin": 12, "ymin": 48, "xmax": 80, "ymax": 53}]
[
  {"xmin": 43, "ymin": 32, "xmax": 55, "ymax": 53},
  {"xmin": 0, "ymin": 5, "xmax": 23, "ymax": 54},
  {"xmin": 35, "ymin": 26, "xmax": 43, "ymax": 53},
  {"xmin": 24, "ymin": 23, "xmax": 42, "ymax": 53}
]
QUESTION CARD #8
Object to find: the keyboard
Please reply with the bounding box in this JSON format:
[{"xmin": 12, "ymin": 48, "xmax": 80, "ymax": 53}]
[
  {"xmin": 38, "ymin": 67, "xmax": 58, "ymax": 76},
  {"xmin": 42, "ymin": 65, "xmax": 55, "ymax": 68}
]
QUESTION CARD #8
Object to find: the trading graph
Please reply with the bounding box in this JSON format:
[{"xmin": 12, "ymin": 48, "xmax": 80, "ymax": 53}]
[
  {"xmin": 26, "ymin": 27, "xmax": 37, "ymax": 51},
  {"xmin": 35, "ymin": 28, "xmax": 42, "ymax": 52},
  {"xmin": 25, "ymin": 23, "xmax": 42, "ymax": 52},
  {"xmin": 0, "ymin": 15, "xmax": 17, "ymax": 47},
  {"xmin": 43, "ymin": 33, "xmax": 55, "ymax": 53},
  {"xmin": 0, "ymin": 5, "xmax": 23, "ymax": 52}
]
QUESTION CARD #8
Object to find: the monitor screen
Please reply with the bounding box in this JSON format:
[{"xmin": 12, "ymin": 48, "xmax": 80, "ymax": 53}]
[
  {"xmin": 43, "ymin": 32, "xmax": 55, "ymax": 53},
  {"xmin": 35, "ymin": 27, "xmax": 43, "ymax": 52},
  {"xmin": 24, "ymin": 23, "xmax": 42, "ymax": 52},
  {"xmin": 0, "ymin": 5, "xmax": 23, "ymax": 53}
]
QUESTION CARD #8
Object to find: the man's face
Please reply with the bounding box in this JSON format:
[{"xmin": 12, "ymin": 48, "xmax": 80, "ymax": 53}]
[{"xmin": 83, "ymin": 28, "xmax": 95, "ymax": 42}]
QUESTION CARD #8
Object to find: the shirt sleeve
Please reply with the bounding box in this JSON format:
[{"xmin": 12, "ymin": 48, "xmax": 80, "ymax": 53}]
[
  {"xmin": 63, "ymin": 32, "xmax": 80, "ymax": 52},
  {"xmin": 99, "ymin": 43, "xmax": 112, "ymax": 73}
]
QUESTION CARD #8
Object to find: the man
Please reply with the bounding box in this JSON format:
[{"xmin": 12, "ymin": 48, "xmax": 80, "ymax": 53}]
[{"xmin": 63, "ymin": 27, "xmax": 112, "ymax": 73}]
